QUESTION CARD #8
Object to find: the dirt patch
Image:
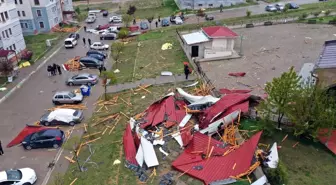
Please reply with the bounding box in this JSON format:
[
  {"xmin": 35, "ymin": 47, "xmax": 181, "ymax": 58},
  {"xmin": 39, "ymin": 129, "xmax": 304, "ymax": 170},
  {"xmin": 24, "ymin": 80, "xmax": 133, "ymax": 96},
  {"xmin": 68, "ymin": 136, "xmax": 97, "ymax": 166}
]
[{"xmin": 200, "ymin": 24, "xmax": 336, "ymax": 96}]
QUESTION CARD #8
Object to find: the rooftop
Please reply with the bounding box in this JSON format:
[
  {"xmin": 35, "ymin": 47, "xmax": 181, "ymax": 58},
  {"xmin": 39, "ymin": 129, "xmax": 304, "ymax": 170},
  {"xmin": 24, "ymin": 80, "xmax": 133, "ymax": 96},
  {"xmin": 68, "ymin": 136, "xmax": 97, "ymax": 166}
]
[
  {"xmin": 182, "ymin": 31, "xmax": 210, "ymax": 45},
  {"xmin": 202, "ymin": 26, "xmax": 238, "ymax": 38},
  {"xmin": 315, "ymin": 40, "xmax": 336, "ymax": 69}
]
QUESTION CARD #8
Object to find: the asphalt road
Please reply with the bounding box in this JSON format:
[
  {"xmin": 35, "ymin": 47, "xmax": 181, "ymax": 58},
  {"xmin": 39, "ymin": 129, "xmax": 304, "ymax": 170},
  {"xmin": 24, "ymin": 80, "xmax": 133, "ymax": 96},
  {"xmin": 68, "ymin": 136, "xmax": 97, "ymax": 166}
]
[{"xmin": 0, "ymin": 14, "xmax": 112, "ymax": 185}]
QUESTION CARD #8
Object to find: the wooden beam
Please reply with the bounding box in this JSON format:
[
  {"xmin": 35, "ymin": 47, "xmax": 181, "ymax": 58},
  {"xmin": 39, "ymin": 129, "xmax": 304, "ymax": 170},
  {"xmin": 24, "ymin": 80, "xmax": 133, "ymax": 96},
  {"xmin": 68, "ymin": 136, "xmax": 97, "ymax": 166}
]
[
  {"xmin": 83, "ymin": 131, "xmax": 101, "ymax": 139},
  {"xmin": 70, "ymin": 178, "xmax": 78, "ymax": 185},
  {"xmin": 65, "ymin": 156, "xmax": 75, "ymax": 163},
  {"xmin": 83, "ymin": 137, "xmax": 101, "ymax": 145}
]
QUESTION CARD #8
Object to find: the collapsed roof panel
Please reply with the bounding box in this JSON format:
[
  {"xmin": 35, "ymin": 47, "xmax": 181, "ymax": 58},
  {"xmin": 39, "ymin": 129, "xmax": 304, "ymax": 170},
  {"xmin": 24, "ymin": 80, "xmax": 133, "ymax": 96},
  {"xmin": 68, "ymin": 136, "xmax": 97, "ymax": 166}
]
[{"xmin": 123, "ymin": 124, "xmax": 138, "ymax": 166}]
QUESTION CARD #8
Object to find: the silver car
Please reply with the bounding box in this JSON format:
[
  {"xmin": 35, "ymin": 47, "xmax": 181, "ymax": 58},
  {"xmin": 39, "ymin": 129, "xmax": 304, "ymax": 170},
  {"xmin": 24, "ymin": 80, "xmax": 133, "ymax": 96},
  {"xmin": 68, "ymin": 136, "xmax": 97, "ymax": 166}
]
[
  {"xmin": 66, "ymin": 73, "xmax": 99, "ymax": 86},
  {"xmin": 52, "ymin": 91, "xmax": 83, "ymax": 105}
]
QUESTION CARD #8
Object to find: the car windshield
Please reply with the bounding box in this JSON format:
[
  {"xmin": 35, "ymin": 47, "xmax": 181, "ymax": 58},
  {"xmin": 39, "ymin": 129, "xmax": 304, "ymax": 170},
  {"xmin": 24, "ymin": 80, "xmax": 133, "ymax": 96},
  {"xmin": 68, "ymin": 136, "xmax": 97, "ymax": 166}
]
[
  {"xmin": 6, "ymin": 170, "xmax": 22, "ymax": 180},
  {"xmin": 88, "ymin": 74, "xmax": 94, "ymax": 78},
  {"xmin": 72, "ymin": 75, "xmax": 78, "ymax": 79},
  {"xmin": 73, "ymin": 110, "xmax": 80, "ymax": 116},
  {"xmin": 65, "ymin": 41, "xmax": 72, "ymax": 45},
  {"xmin": 68, "ymin": 92, "xmax": 76, "ymax": 98}
]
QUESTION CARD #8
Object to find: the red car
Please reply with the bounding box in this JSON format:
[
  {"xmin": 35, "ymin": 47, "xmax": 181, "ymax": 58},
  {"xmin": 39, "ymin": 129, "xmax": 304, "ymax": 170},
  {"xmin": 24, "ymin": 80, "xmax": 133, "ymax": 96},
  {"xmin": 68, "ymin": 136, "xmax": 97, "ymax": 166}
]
[{"xmin": 96, "ymin": 24, "xmax": 113, "ymax": 30}]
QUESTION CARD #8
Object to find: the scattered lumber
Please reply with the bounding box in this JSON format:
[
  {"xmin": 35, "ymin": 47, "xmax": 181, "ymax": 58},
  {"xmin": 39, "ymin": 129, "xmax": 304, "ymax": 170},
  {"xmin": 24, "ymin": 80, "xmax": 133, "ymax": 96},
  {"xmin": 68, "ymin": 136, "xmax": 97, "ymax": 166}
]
[
  {"xmin": 83, "ymin": 137, "xmax": 101, "ymax": 145},
  {"xmin": 65, "ymin": 156, "xmax": 75, "ymax": 163},
  {"xmin": 102, "ymin": 127, "xmax": 109, "ymax": 135},
  {"xmin": 92, "ymin": 114, "xmax": 119, "ymax": 127},
  {"xmin": 292, "ymin": 142, "xmax": 299, "ymax": 148},
  {"xmin": 120, "ymin": 111, "xmax": 130, "ymax": 119},
  {"xmin": 83, "ymin": 131, "xmax": 101, "ymax": 139},
  {"xmin": 69, "ymin": 178, "xmax": 78, "ymax": 185},
  {"xmin": 281, "ymin": 134, "xmax": 288, "ymax": 142},
  {"xmin": 64, "ymin": 56, "xmax": 81, "ymax": 71},
  {"xmin": 109, "ymin": 116, "xmax": 121, "ymax": 135},
  {"xmin": 48, "ymin": 104, "xmax": 87, "ymax": 111},
  {"xmin": 193, "ymin": 83, "xmax": 214, "ymax": 96},
  {"xmin": 135, "ymin": 84, "xmax": 152, "ymax": 94}
]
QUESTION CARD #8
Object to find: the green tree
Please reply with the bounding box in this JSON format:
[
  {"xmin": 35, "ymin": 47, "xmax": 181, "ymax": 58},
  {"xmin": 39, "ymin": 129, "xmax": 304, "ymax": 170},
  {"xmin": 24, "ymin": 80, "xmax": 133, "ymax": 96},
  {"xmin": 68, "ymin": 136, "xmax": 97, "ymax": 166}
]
[
  {"xmin": 0, "ymin": 60, "xmax": 14, "ymax": 77},
  {"xmin": 117, "ymin": 28, "xmax": 129, "ymax": 41},
  {"xmin": 325, "ymin": 10, "xmax": 331, "ymax": 16},
  {"xmin": 75, "ymin": 6, "xmax": 81, "ymax": 15},
  {"xmin": 265, "ymin": 161, "xmax": 288, "ymax": 185},
  {"xmin": 111, "ymin": 42, "xmax": 125, "ymax": 65},
  {"xmin": 246, "ymin": 10, "xmax": 252, "ymax": 17},
  {"xmin": 122, "ymin": 14, "xmax": 132, "ymax": 27},
  {"xmin": 314, "ymin": 11, "xmax": 321, "ymax": 18},
  {"xmin": 258, "ymin": 67, "xmax": 300, "ymax": 129},
  {"xmin": 283, "ymin": 3, "xmax": 290, "ymax": 13},
  {"xmin": 127, "ymin": 5, "xmax": 137, "ymax": 15}
]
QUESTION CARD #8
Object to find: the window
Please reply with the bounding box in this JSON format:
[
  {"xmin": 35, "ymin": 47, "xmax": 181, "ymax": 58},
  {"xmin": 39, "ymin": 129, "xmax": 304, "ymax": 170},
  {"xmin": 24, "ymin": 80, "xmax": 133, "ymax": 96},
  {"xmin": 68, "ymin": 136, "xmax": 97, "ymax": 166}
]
[
  {"xmin": 0, "ymin": 13, "xmax": 5, "ymax": 22},
  {"xmin": 2, "ymin": 31, "xmax": 4, "ymax": 38},
  {"xmin": 19, "ymin": 0, "xmax": 23, "ymax": 4},
  {"xmin": 22, "ymin": 11, "xmax": 25, "ymax": 17},
  {"xmin": 20, "ymin": 23, "xmax": 23, "ymax": 28},
  {"xmin": 17, "ymin": 11, "xmax": 20, "ymax": 17},
  {"xmin": 64, "ymin": 95, "xmax": 71, "ymax": 99},
  {"xmin": 5, "ymin": 30, "xmax": 8, "ymax": 38},
  {"xmin": 9, "ymin": 28, "xmax": 11, "ymax": 35},
  {"xmin": 209, "ymin": 4, "xmax": 213, "ymax": 7},
  {"xmin": 198, "ymin": 4, "xmax": 203, "ymax": 6},
  {"xmin": 34, "ymin": 0, "xmax": 40, "ymax": 5},
  {"xmin": 4, "ymin": 12, "xmax": 8, "ymax": 19},
  {"xmin": 55, "ymin": 95, "xmax": 63, "ymax": 99},
  {"xmin": 39, "ymin": 21, "xmax": 44, "ymax": 28},
  {"xmin": 52, "ymin": 6, "xmax": 56, "ymax": 12},
  {"xmin": 13, "ymin": 44, "xmax": 16, "ymax": 50},
  {"xmin": 15, "ymin": 0, "xmax": 18, "ymax": 4},
  {"xmin": 9, "ymin": 45, "xmax": 12, "ymax": 50},
  {"xmin": 36, "ymin": 10, "xmax": 42, "ymax": 17},
  {"xmin": 24, "ymin": 23, "xmax": 28, "ymax": 28}
]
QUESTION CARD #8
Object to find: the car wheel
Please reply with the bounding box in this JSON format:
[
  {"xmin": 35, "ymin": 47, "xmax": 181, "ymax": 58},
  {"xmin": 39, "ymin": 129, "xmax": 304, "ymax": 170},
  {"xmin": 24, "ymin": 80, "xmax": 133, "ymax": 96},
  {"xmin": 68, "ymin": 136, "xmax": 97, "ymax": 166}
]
[
  {"xmin": 53, "ymin": 101, "xmax": 60, "ymax": 105},
  {"xmin": 44, "ymin": 122, "xmax": 50, "ymax": 126},
  {"xmin": 74, "ymin": 101, "xmax": 81, "ymax": 104},
  {"xmin": 87, "ymin": 82, "xmax": 92, "ymax": 86},
  {"xmin": 68, "ymin": 82, "xmax": 74, "ymax": 86},
  {"xmin": 25, "ymin": 145, "xmax": 32, "ymax": 150},
  {"xmin": 53, "ymin": 144, "xmax": 60, "ymax": 149},
  {"xmin": 69, "ymin": 121, "xmax": 75, "ymax": 126}
]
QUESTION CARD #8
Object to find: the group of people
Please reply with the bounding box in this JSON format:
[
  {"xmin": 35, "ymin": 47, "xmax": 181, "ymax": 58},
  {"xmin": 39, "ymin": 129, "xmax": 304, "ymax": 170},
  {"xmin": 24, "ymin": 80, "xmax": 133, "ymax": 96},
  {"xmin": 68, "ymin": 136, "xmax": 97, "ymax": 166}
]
[
  {"xmin": 82, "ymin": 37, "xmax": 92, "ymax": 46},
  {"xmin": 47, "ymin": 63, "xmax": 62, "ymax": 77}
]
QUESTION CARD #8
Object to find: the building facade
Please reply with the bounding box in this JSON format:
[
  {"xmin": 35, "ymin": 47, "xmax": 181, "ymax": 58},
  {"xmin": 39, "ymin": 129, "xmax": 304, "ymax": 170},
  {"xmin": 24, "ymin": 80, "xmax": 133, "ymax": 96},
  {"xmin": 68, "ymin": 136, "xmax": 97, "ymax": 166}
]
[
  {"xmin": 175, "ymin": 0, "xmax": 246, "ymax": 9},
  {"xmin": 15, "ymin": 0, "xmax": 65, "ymax": 35},
  {"xmin": 0, "ymin": 0, "xmax": 26, "ymax": 52}
]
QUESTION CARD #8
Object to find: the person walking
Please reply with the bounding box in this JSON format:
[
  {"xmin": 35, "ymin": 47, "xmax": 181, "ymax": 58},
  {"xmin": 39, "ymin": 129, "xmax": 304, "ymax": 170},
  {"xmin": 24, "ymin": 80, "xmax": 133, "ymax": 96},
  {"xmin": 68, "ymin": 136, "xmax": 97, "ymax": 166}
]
[
  {"xmin": 84, "ymin": 25, "xmax": 87, "ymax": 32},
  {"xmin": 0, "ymin": 140, "xmax": 4, "ymax": 155},
  {"xmin": 83, "ymin": 37, "xmax": 86, "ymax": 46},
  {"xmin": 133, "ymin": 19, "xmax": 136, "ymax": 25},
  {"xmin": 88, "ymin": 38, "xmax": 91, "ymax": 46},
  {"xmin": 47, "ymin": 65, "xmax": 52, "ymax": 77},
  {"xmin": 184, "ymin": 64, "xmax": 190, "ymax": 80},
  {"xmin": 57, "ymin": 64, "xmax": 62, "ymax": 75},
  {"xmin": 155, "ymin": 21, "xmax": 158, "ymax": 28},
  {"xmin": 52, "ymin": 63, "xmax": 57, "ymax": 76},
  {"xmin": 99, "ymin": 65, "xmax": 103, "ymax": 75}
]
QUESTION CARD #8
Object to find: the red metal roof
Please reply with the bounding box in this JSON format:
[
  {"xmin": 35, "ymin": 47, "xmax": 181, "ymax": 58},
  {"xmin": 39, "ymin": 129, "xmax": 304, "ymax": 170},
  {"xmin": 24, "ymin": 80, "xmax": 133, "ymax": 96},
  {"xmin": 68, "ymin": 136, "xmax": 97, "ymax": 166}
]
[
  {"xmin": 123, "ymin": 124, "xmax": 138, "ymax": 165},
  {"xmin": 318, "ymin": 129, "xmax": 336, "ymax": 154},
  {"xmin": 7, "ymin": 125, "xmax": 50, "ymax": 148},
  {"xmin": 172, "ymin": 131, "xmax": 263, "ymax": 184},
  {"xmin": 0, "ymin": 50, "xmax": 13, "ymax": 57},
  {"xmin": 202, "ymin": 26, "xmax": 238, "ymax": 38},
  {"xmin": 199, "ymin": 93, "xmax": 250, "ymax": 129}
]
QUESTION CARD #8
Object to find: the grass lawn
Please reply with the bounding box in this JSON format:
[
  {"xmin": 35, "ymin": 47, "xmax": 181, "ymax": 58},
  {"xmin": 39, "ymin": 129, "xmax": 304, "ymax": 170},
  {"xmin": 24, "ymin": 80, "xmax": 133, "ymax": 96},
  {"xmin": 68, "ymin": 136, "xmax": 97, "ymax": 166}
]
[
  {"xmin": 240, "ymin": 120, "xmax": 336, "ymax": 185},
  {"xmin": 0, "ymin": 77, "xmax": 7, "ymax": 86},
  {"xmin": 24, "ymin": 33, "xmax": 66, "ymax": 62},
  {"xmin": 301, "ymin": 15, "xmax": 336, "ymax": 23},
  {"xmin": 112, "ymin": 29, "xmax": 188, "ymax": 83}
]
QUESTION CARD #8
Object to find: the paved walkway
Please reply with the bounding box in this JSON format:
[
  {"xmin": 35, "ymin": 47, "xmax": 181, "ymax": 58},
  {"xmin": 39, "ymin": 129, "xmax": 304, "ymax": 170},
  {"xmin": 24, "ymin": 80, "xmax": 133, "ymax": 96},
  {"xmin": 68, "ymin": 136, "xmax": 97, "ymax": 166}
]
[{"xmin": 107, "ymin": 74, "xmax": 197, "ymax": 93}]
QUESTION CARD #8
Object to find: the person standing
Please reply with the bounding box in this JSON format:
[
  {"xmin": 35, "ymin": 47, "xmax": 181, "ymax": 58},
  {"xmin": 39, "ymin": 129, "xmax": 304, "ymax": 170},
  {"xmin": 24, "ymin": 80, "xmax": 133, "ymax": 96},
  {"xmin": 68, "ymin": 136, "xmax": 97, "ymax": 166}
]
[
  {"xmin": 84, "ymin": 25, "xmax": 87, "ymax": 32},
  {"xmin": 57, "ymin": 64, "xmax": 62, "ymax": 75},
  {"xmin": 0, "ymin": 140, "xmax": 4, "ymax": 155},
  {"xmin": 88, "ymin": 38, "xmax": 91, "ymax": 46},
  {"xmin": 184, "ymin": 64, "xmax": 190, "ymax": 80},
  {"xmin": 98, "ymin": 65, "xmax": 103, "ymax": 75},
  {"xmin": 158, "ymin": 16, "xmax": 161, "ymax": 22},
  {"xmin": 47, "ymin": 65, "xmax": 51, "ymax": 76},
  {"xmin": 155, "ymin": 21, "xmax": 158, "ymax": 28},
  {"xmin": 53, "ymin": 63, "xmax": 57, "ymax": 76},
  {"xmin": 83, "ymin": 37, "xmax": 86, "ymax": 46}
]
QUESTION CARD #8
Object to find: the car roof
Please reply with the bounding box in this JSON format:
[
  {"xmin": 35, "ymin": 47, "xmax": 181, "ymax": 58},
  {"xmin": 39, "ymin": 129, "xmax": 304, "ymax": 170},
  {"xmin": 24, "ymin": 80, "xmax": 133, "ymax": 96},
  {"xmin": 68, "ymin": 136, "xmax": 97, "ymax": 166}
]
[
  {"xmin": 76, "ymin": 73, "xmax": 92, "ymax": 77},
  {"xmin": 81, "ymin": 56, "xmax": 99, "ymax": 61},
  {"xmin": 0, "ymin": 171, "xmax": 7, "ymax": 182},
  {"xmin": 65, "ymin": 38, "xmax": 75, "ymax": 41},
  {"xmin": 55, "ymin": 91, "xmax": 72, "ymax": 95},
  {"xmin": 87, "ymin": 50, "xmax": 104, "ymax": 54},
  {"xmin": 93, "ymin": 42, "xmax": 102, "ymax": 44},
  {"xmin": 41, "ymin": 129, "xmax": 63, "ymax": 137}
]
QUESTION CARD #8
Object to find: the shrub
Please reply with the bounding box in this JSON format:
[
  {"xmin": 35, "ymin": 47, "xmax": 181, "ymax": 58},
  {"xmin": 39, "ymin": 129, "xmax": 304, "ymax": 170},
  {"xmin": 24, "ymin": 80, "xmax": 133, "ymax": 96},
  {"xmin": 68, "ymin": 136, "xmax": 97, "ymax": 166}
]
[
  {"xmin": 101, "ymin": 71, "xmax": 117, "ymax": 85},
  {"xmin": 314, "ymin": 11, "xmax": 321, "ymax": 17},
  {"xmin": 246, "ymin": 10, "xmax": 252, "ymax": 17},
  {"xmin": 265, "ymin": 160, "xmax": 288, "ymax": 185},
  {"xmin": 301, "ymin": 12, "xmax": 308, "ymax": 19},
  {"xmin": 325, "ymin": 10, "xmax": 331, "ymax": 16}
]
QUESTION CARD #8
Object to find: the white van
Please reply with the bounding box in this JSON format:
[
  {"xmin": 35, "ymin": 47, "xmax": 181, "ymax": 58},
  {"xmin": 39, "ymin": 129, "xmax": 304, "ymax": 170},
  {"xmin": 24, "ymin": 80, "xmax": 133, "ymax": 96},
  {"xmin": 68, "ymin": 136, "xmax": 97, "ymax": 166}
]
[{"xmin": 64, "ymin": 38, "xmax": 77, "ymax": 48}]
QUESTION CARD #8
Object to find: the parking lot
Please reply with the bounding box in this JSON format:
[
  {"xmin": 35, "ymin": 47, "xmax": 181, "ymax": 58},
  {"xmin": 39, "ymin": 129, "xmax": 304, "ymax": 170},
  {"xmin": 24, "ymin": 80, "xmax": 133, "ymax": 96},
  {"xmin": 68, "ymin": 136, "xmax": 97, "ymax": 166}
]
[
  {"xmin": 0, "ymin": 13, "xmax": 114, "ymax": 184},
  {"xmin": 200, "ymin": 24, "xmax": 336, "ymax": 96}
]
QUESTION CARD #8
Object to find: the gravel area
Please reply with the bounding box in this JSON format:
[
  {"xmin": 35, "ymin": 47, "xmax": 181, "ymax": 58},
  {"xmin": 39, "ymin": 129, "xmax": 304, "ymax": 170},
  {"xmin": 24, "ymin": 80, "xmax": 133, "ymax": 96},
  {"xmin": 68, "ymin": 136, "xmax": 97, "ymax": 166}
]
[{"xmin": 200, "ymin": 23, "xmax": 336, "ymax": 96}]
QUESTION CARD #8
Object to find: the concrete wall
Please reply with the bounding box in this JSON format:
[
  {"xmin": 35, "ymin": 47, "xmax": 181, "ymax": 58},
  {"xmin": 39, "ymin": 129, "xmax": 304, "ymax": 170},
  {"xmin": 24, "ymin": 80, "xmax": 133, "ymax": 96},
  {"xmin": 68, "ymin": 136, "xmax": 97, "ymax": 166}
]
[
  {"xmin": 45, "ymin": 1, "xmax": 63, "ymax": 29},
  {"xmin": 31, "ymin": 7, "xmax": 50, "ymax": 32},
  {"xmin": 20, "ymin": 19, "xmax": 35, "ymax": 35},
  {"xmin": 176, "ymin": 0, "xmax": 246, "ymax": 9}
]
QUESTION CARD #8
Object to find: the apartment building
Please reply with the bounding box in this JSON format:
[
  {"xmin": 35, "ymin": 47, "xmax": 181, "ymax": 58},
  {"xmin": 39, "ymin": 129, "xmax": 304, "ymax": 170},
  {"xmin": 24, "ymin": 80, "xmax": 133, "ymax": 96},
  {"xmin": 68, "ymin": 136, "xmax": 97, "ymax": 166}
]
[
  {"xmin": 175, "ymin": 0, "xmax": 246, "ymax": 9},
  {"xmin": 0, "ymin": 0, "xmax": 26, "ymax": 52},
  {"xmin": 15, "ymin": 0, "xmax": 65, "ymax": 35}
]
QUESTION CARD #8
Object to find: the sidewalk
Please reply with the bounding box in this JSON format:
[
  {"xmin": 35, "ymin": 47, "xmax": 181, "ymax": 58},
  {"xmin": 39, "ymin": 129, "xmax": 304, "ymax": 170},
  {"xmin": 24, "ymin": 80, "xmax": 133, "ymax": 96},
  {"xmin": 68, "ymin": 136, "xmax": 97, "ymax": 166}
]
[{"xmin": 107, "ymin": 74, "xmax": 197, "ymax": 93}]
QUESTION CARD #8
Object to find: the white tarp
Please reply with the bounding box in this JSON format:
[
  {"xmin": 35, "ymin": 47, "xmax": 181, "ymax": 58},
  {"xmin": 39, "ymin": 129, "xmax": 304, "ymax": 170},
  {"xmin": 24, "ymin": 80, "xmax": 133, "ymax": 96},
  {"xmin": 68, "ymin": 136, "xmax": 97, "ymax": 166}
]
[
  {"xmin": 251, "ymin": 175, "xmax": 268, "ymax": 185},
  {"xmin": 177, "ymin": 88, "xmax": 219, "ymax": 105},
  {"xmin": 141, "ymin": 137, "xmax": 159, "ymax": 167},
  {"xmin": 159, "ymin": 147, "xmax": 169, "ymax": 156},
  {"xmin": 200, "ymin": 110, "xmax": 240, "ymax": 135},
  {"xmin": 135, "ymin": 144, "xmax": 144, "ymax": 167},
  {"xmin": 172, "ymin": 132, "xmax": 183, "ymax": 147},
  {"xmin": 267, "ymin": 142, "xmax": 279, "ymax": 168},
  {"xmin": 47, "ymin": 109, "xmax": 76, "ymax": 123},
  {"xmin": 179, "ymin": 114, "xmax": 192, "ymax": 127},
  {"xmin": 129, "ymin": 117, "xmax": 136, "ymax": 129}
]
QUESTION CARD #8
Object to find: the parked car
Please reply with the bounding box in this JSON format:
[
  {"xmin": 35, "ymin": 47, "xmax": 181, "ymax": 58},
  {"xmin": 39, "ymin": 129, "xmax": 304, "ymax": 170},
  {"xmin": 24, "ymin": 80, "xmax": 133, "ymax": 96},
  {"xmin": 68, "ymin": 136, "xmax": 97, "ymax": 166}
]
[
  {"xmin": 205, "ymin": 14, "xmax": 214, "ymax": 21},
  {"xmin": 140, "ymin": 22, "xmax": 149, "ymax": 30},
  {"xmin": 79, "ymin": 56, "xmax": 104, "ymax": 68},
  {"xmin": 162, "ymin": 19, "xmax": 170, "ymax": 27},
  {"xmin": 100, "ymin": 33, "xmax": 116, "ymax": 40},
  {"xmin": 174, "ymin": 16, "xmax": 183, "ymax": 25},
  {"xmin": 0, "ymin": 168, "xmax": 37, "ymax": 185},
  {"xmin": 287, "ymin": 2, "xmax": 299, "ymax": 9},
  {"xmin": 40, "ymin": 109, "xmax": 84, "ymax": 126},
  {"xmin": 87, "ymin": 53, "xmax": 105, "ymax": 61},
  {"xmin": 22, "ymin": 128, "xmax": 65, "ymax": 150},
  {"xmin": 69, "ymin": 33, "xmax": 80, "ymax": 40},
  {"xmin": 275, "ymin": 3, "xmax": 285, "ymax": 11},
  {"xmin": 265, "ymin": 5, "xmax": 277, "ymax": 12},
  {"xmin": 87, "ymin": 50, "xmax": 107, "ymax": 58},
  {"xmin": 96, "ymin": 24, "xmax": 113, "ymax": 30},
  {"xmin": 52, "ymin": 91, "xmax": 84, "ymax": 104},
  {"xmin": 66, "ymin": 73, "xmax": 99, "ymax": 86},
  {"xmin": 90, "ymin": 42, "xmax": 109, "ymax": 50},
  {"xmin": 128, "ymin": 31, "xmax": 142, "ymax": 38},
  {"xmin": 64, "ymin": 38, "xmax": 77, "ymax": 48},
  {"xmin": 109, "ymin": 16, "xmax": 122, "ymax": 23},
  {"xmin": 103, "ymin": 26, "xmax": 119, "ymax": 34},
  {"xmin": 85, "ymin": 16, "xmax": 96, "ymax": 23},
  {"xmin": 88, "ymin": 12, "xmax": 97, "ymax": 18},
  {"xmin": 102, "ymin": 10, "xmax": 108, "ymax": 17}
]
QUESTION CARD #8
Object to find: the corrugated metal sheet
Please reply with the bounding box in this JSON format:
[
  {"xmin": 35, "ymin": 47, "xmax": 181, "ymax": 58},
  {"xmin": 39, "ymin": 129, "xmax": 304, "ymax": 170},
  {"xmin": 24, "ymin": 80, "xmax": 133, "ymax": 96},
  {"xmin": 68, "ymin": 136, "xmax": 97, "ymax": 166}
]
[
  {"xmin": 318, "ymin": 129, "xmax": 336, "ymax": 154},
  {"xmin": 172, "ymin": 131, "xmax": 262, "ymax": 185},
  {"xmin": 202, "ymin": 26, "xmax": 238, "ymax": 38},
  {"xmin": 182, "ymin": 31, "xmax": 210, "ymax": 45},
  {"xmin": 315, "ymin": 40, "xmax": 336, "ymax": 69},
  {"xmin": 123, "ymin": 124, "xmax": 138, "ymax": 165}
]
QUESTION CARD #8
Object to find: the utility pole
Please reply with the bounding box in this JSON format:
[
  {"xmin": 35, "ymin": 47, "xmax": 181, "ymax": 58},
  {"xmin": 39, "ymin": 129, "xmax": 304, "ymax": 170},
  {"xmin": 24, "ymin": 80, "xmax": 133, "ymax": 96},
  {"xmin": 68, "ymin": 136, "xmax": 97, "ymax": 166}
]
[{"xmin": 239, "ymin": 35, "xmax": 244, "ymax": 56}]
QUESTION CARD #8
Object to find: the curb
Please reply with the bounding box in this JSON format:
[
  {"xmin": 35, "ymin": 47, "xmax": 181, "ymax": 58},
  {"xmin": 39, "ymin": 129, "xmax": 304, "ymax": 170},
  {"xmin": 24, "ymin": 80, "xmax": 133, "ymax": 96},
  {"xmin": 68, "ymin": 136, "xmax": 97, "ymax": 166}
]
[{"xmin": 0, "ymin": 27, "xmax": 83, "ymax": 105}]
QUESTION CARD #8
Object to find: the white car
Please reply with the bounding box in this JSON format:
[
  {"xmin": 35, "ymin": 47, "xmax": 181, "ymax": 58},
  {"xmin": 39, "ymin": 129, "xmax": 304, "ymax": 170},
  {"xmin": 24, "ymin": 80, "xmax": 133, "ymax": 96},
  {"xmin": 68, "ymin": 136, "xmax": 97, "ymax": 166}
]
[
  {"xmin": 90, "ymin": 42, "xmax": 109, "ymax": 50},
  {"xmin": 40, "ymin": 108, "xmax": 84, "ymax": 126},
  {"xmin": 174, "ymin": 17, "xmax": 183, "ymax": 25},
  {"xmin": 0, "ymin": 168, "xmax": 37, "ymax": 185},
  {"xmin": 275, "ymin": 3, "xmax": 285, "ymax": 11},
  {"xmin": 102, "ymin": 27, "xmax": 119, "ymax": 35},
  {"xmin": 109, "ymin": 16, "xmax": 122, "ymax": 23}
]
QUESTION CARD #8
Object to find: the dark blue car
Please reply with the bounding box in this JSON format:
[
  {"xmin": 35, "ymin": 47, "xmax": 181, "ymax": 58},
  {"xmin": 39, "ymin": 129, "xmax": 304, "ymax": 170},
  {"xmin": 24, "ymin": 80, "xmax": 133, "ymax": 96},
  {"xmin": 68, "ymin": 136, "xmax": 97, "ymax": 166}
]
[
  {"xmin": 22, "ymin": 129, "xmax": 65, "ymax": 150},
  {"xmin": 88, "ymin": 53, "xmax": 105, "ymax": 61},
  {"xmin": 86, "ymin": 50, "xmax": 107, "ymax": 59},
  {"xmin": 162, "ymin": 19, "xmax": 170, "ymax": 27}
]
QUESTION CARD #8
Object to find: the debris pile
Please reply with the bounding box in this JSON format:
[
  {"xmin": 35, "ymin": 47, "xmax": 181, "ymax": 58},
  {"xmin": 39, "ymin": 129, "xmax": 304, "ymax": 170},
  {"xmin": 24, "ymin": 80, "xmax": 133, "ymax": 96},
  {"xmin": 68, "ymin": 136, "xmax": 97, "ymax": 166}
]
[
  {"xmin": 121, "ymin": 87, "xmax": 275, "ymax": 184},
  {"xmin": 63, "ymin": 56, "xmax": 82, "ymax": 71}
]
